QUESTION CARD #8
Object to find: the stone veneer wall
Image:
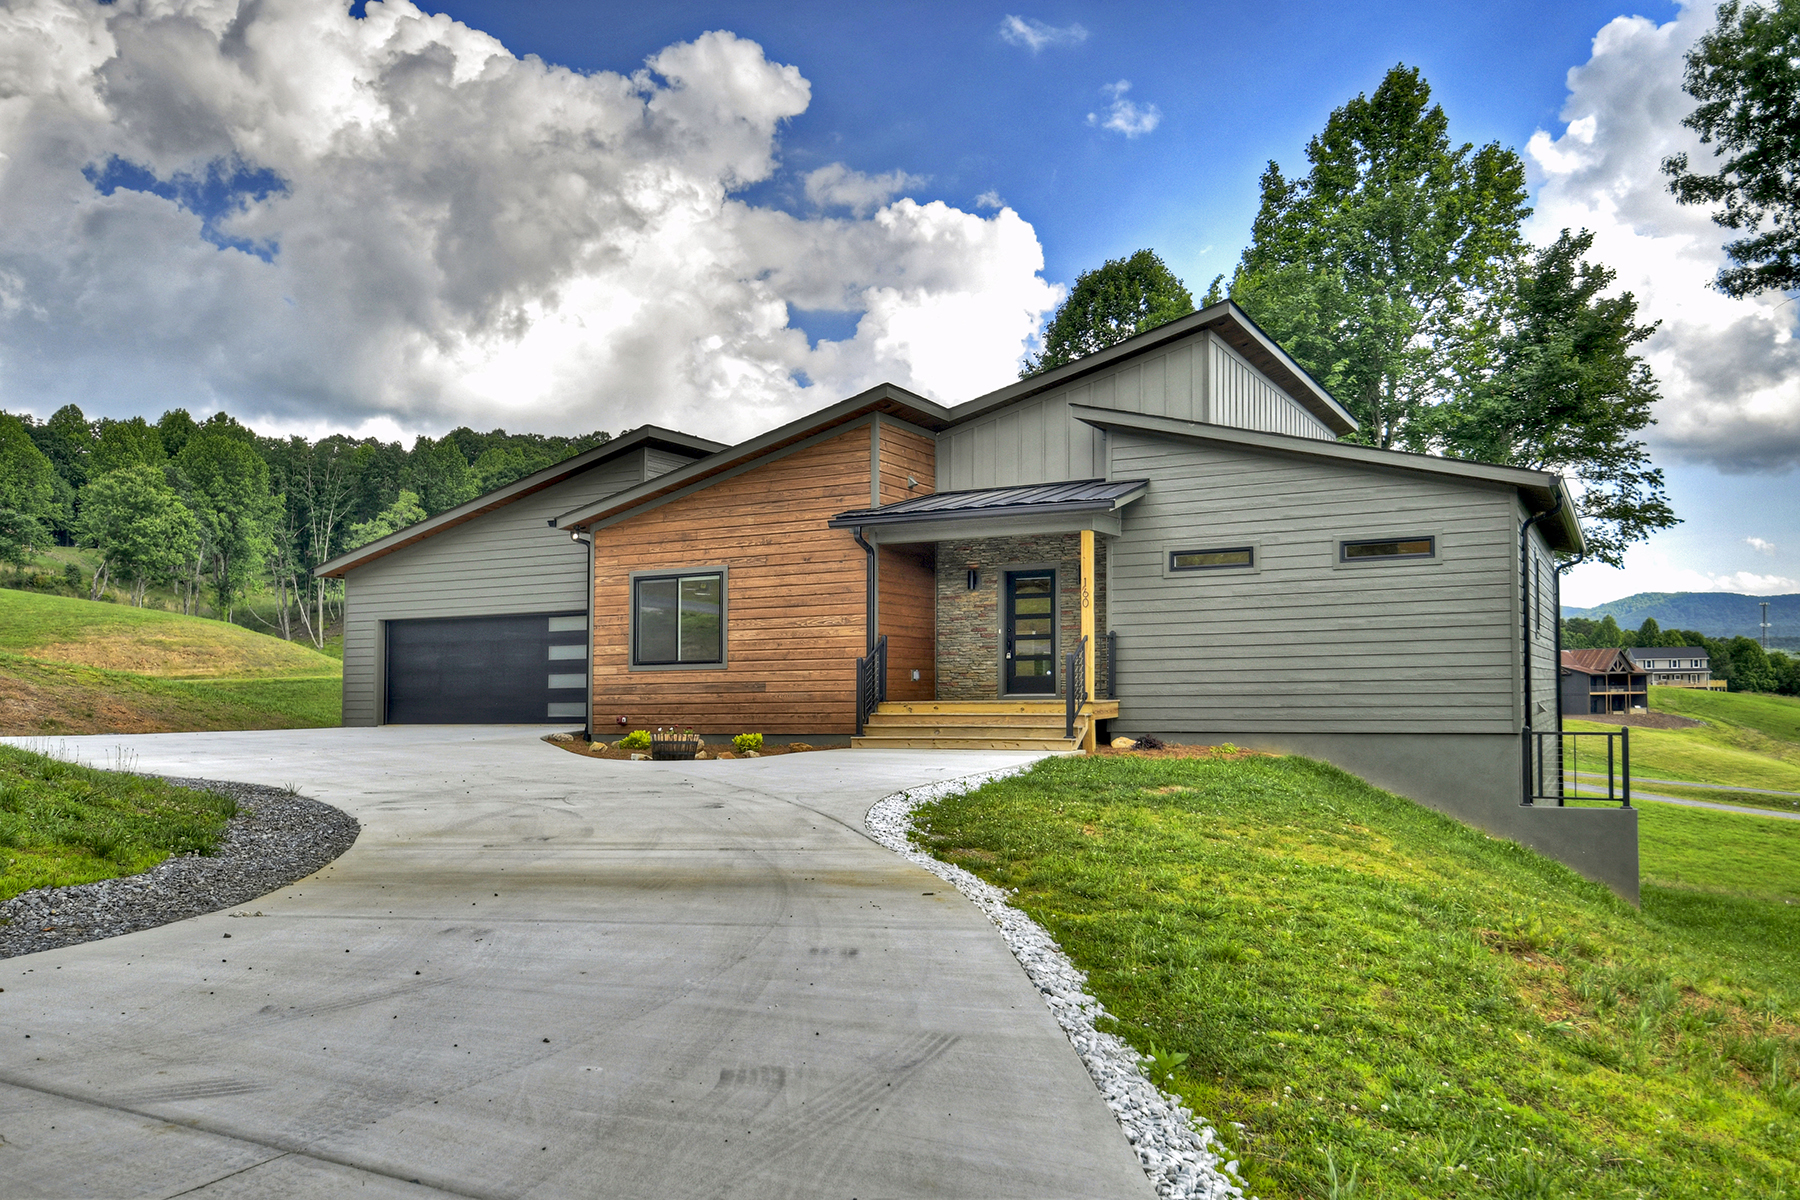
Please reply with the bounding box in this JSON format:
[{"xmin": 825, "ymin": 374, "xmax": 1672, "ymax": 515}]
[{"xmin": 933, "ymin": 534, "xmax": 1108, "ymax": 700}]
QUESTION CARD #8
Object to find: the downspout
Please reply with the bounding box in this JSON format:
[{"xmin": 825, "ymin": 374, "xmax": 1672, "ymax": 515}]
[
  {"xmin": 852, "ymin": 526, "xmax": 876, "ymax": 654},
  {"xmin": 571, "ymin": 528, "xmax": 594, "ymax": 741},
  {"xmin": 1519, "ymin": 494, "xmax": 1565, "ymax": 804}
]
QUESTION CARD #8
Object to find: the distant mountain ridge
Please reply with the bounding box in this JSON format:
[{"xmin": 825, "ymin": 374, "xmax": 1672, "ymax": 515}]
[{"xmin": 1562, "ymin": 591, "xmax": 1799, "ymax": 642}]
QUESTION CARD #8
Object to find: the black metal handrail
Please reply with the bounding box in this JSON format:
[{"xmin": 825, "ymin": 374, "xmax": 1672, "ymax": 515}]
[
  {"xmin": 1105, "ymin": 630, "xmax": 1117, "ymax": 700},
  {"xmin": 1065, "ymin": 634, "xmax": 1088, "ymax": 740},
  {"xmin": 855, "ymin": 634, "xmax": 887, "ymax": 737},
  {"xmin": 1525, "ymin": 728, "xmax": 1630, "ymax": 807}
]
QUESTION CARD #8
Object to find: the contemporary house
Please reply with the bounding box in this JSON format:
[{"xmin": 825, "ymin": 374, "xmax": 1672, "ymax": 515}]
[
  {"xmin": 1560, "ymin": 649, "xmax": 1649, "ymax": 715},
  {"xmin": 318, "ymin": 301, "xmax": 1636, "ymax": 898},
  {"xmin": 1623, "ymin": 647, "xmax": 1722, "ymax": 689}
]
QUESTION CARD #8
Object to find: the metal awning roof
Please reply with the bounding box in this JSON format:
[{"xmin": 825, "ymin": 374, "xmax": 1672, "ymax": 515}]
[{"xmin": 829, "ymin": 479, "xmax": 1148, "ymax": 528}]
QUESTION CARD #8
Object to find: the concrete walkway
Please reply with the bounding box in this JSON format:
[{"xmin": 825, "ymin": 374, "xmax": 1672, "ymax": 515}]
[{"xmin": 0, "ymin": 727, "xmax": 1154, "ymax": 1199}]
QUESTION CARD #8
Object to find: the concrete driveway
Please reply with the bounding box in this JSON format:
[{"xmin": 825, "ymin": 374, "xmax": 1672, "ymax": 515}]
[{"xmin": 0, "ymin": 727, "xmax": 1154, "ymax": 1199}]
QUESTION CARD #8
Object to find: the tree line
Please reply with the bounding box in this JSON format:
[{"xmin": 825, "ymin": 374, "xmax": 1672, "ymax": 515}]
[
  {"xmin": 0, "ymin": 404, "xmax": 611, "ymax": 643},
  {"xmin": 1562, "ymin": 615, "xmax": 1799, "ymax": 696}
]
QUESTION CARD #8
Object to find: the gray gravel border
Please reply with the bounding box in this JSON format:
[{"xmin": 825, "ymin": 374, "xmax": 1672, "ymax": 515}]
[
  {"xmin": 0, "ymin": 778, "xmax": 359, "ymax": 959},
  {"xmin": 867, "ymin": 767, "xmax": 1250, "ymax": 1200}
]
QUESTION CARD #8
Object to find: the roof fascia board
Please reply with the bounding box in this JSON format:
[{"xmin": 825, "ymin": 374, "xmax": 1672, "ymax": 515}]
[
  {"xmin": 1076, "ymin": 404, "xmax": 1586, "ymax": 555},
  {"xmin": 555, "ymin": 385, "xmax": 952, "ymax": 531},
  {"xmin": 569, "ymin": 414, "xmax": 876, "ymax": 535},
  {"xmin": 948, "ymin": 300, "xmax": 1356, "ymax": 434},
  {"xmin": 859, "ymin": 510, "xmax": 1124, "ymax": 544},
  {"xmin": 314, "ymin": 425, "xmax": 722, "ymax": 578}
]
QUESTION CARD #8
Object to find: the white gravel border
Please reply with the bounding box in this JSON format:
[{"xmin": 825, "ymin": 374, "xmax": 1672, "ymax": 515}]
[{"xmin": 867, "ymin": 767, "xmax": 1250, "ymax": 1200}]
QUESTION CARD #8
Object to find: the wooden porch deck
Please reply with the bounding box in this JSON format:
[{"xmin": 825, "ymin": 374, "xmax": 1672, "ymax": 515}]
[{"xmin": 850, "ymin": 699, "xmax": 1119, "ymax": 752}]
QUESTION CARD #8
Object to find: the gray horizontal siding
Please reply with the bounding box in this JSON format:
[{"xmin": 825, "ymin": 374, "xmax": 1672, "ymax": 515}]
[
  {"xmin": 1106, "ymin": 431, "xmax": 1526, "ymax": 735},
  {"xmin": 341, "ymin": 448, "xmax": 668, "ymax": 726},
  {"xmin": 939, "ymin": 331, "xmax": 1335, "ymax": 491}
]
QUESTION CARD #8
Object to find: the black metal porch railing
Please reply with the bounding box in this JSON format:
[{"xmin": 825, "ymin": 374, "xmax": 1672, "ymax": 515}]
[
  {"xmin": 1105, "ymin": 630, "xmax": 1117, "ymax": 700},
  {"xmin": 855, "ymin": 634, "xmax": 887, "ymax": 738},
  {"xmin": 1525, "ymin": 728, "xmax": 1630, "ymax": 807},
  {"xmin": 1065, "ymin": 634, "xmax": 1088, "ymax": 740}
]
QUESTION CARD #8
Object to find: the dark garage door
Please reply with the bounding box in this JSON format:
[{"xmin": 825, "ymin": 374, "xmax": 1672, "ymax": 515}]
[{"xmin": 386, "ymin": 612, "xmax": 588, "ymax": 724}]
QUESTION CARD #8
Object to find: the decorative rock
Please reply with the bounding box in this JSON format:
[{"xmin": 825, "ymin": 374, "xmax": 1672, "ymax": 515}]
[
  {"xmin": 717, "ymin": 752, "xmax": 735, "ymax": 759},
  {"xmin": 629, "ymin": 753, "xmax": 648, "ymax": 761},
  {"xmin": 0, "ymin": 779, "xmax": 358, "ymax": 961},
  {"xmin": 1111, "ymin": 736, "xmax": 1137, "ymax": 750},
  {"xmin": 787, "ymin": 742, "xmax": 814, "ymax": 752},
  {"xmin": 867, "ymin": 772, "xmax": 1247, "ymax": 1200},
  {"xmin": 743, "ymin": 751, "xmax": 760, "ymax": 758},
  {"xmin": 693, "ymin": 751, "xmax": 711, "ymax": 760}
]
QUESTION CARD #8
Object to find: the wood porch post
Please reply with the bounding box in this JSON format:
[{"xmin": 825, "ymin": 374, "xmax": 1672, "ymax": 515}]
[{"xmin": 1080, "ymin": 529, "xmax": 1097, "ymax": 752}]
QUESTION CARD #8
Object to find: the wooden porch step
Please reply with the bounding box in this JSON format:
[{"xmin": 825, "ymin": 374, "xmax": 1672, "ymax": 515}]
[
  {"xmin": 850, "ymin": 735, "xmax": 1083, "ymax": 751},
  {"xmin": 861, "ymin": 723, "xmax": 1072, "ymax": 740}
]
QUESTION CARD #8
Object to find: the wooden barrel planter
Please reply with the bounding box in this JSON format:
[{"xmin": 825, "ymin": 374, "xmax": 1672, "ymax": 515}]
[{"xmin": 650, "ymin": 732, "xmax": 701, "ymax": 761}]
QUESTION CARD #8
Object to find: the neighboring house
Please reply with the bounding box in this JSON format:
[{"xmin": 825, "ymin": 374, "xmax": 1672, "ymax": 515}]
[
  {"xmin": 318, "ymin": 301, "xmax": 1637, "ymax": 899},
  {"xmin": 1622, "ymin": 647, "xmax": 1723, "ymax": 690},
  {"xmin": 1560, "ymin": 648, "xmax": 1648, "ymax": 715}
]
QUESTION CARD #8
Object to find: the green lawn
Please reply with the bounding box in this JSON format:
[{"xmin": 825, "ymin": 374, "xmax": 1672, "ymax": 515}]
[
  {"xmin": 1653, "ymin": 687, "xmax": 1800, "ymax": 745},
  {"xmin": 913, "ymin": 753, "xmax": 1800, "ymax": 1199},
  {"xmin": 0, "ymin": 743, "xmax": 237, "ymax": 904},
  {"xmin": 1568, "ymin": 699, "xmax": 1800, "ymax": 800}
]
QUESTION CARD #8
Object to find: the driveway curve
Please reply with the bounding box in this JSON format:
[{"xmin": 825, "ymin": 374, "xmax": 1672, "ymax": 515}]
[{"xmin": 0, "ymin": 727, "xmax": 1154, "ymax": 1199}]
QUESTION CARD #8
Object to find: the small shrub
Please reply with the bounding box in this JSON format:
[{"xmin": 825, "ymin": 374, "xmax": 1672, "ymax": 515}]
[
  {"xmin": 733, "ymin": 732, "xmax": 763, "ymax": 754},
  {"xmin": 62, "ymin": 562, "xmax": 82, "ymax": 589},
  {"xmin": 1131, "ymin": 734, "xmax": 1165, "ymax": 750},
  {"xmin": 619, "ymin": 730, "xmax": 651, "ymax": 750}
]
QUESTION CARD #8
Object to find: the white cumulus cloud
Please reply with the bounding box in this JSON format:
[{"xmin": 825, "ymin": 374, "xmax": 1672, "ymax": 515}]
[
  {"xmin": 0, "ymin": 0, "xmax": 1060, "ymax": 442},
  {"xmin": 998, "ymin": 15, "xmax": 1088, "ymax": 53},
  {"xmin": 802, "ymin": 163, "xmax": 928, "ymax": 218},
  {"xmin": 1527, "ymin": 3, "xmax": 1800, "ymax": 473},
  {"xmin": 974, "ymin": 190, "xmax": 1006, "ymax": 210},
  {"xmin": 1747, "ymin": 536, "xmax": 1777, "ymax": 555},
  {"xmin": 1087, "ymin": 80, "xmax": 1160, "ymax": 138}
]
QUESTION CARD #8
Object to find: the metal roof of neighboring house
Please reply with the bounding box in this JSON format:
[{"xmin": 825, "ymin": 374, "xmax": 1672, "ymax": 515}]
[
  {"xmin": 1561, "ymin": 649, "xmax": 1641, "ymax": 674},
  {"xmin": 554, "ymin": 383, "xmax": 953, "ymax": 532},
  {"xmin": 315, "ymin": 425, "xmax": 723, "ymax": 578},
  {"xmin": 828, "ymin": 479, "xmax": 1149, "ymax": 528},
  {"xmin": 947, "ymin": 300, "xmax": 1358, "ymax": 436},
  {"xmin": 1071, "ymin": 405, "xmax": 1586, "ymax": 555}
]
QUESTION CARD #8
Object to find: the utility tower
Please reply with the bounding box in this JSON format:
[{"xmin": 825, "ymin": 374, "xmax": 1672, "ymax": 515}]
[{"xmin": 1763, "ymin": 601, "xmax": 1771, "ymax": 649}]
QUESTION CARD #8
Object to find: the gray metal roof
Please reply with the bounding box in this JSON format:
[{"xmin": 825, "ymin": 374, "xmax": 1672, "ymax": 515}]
[{"xmin": 829, "ymin": 479, "xmax": 1148, "ymax": 527}]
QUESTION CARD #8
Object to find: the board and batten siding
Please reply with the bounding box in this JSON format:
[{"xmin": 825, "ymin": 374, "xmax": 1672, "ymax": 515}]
[
  {"xmin": 1105, "ymin": 431, "xmax": 1527, "ymax": 735},
  {"xmin": 937, "ymin": 331, "xmax": 1335, "ymax": 491},
  {"xmin": 340, "ymin": 448, "xmax": 671, "ymax": 726},
  {"xmin": 588, "ymin": 424, "xmax": 890, "ymax": 734}
]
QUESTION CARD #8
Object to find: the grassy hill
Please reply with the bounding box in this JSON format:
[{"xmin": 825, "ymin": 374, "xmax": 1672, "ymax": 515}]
[
  {"xmin": 1561, "ymin": 590, "xmax": 1799, "ymax": 642},
  {"xmin": 915, "ymin": 753, "xmax": 1800, "ymax": 1199},
  {"xmin": 0, "ymin": 590, "xmax": 341, "ymax": 735},
  {"xmin": 1569, "ymin": 688, "xmax": 1800, "ymax": 814}
]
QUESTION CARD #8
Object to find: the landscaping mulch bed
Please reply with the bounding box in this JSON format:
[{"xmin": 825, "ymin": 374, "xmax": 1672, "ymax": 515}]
[
  {"xmin": 0, "ymin": 779, "xmax": 358, "ymax": 959},
  {"xmin": 543, "ymin": 733, "xmax": 838, "ymax": 760}
]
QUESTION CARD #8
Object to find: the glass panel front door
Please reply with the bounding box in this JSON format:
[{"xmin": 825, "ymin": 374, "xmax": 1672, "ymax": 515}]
[{"xmin": 1004, "ymin": 570, "xmax": 1056, "ymax": 695}]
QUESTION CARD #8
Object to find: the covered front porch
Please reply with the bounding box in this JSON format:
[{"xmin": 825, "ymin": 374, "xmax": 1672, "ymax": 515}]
[{"xmin": 832, "ymin": 479, "xmax": 1146, "ymax": 752}]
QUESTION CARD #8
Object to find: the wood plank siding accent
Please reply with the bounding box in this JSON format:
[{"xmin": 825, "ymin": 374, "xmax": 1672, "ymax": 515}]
[
  {"xmin": 589, "ymin": 423, "xmax": 935, "ymax": 734},
  {"xmin": 1105, "ymin": 430, "xmax": 1525, "ymax": 735},
  {"xmin": 876, "ymin": 420, "xmax": 939, "ymax": 702},
  {"xmin": 937, "ymin": 332, "xmax": 1335, "ymax": 491},
  {"xmin": 339, "ymin": 450, "xmax": 660, "ymax": 727}
]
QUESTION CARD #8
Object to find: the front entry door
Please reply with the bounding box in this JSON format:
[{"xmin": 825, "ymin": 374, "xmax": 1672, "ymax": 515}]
[{"xmin": 1004, "ymin": 570, "xmax": 1057, "ymax": 695}]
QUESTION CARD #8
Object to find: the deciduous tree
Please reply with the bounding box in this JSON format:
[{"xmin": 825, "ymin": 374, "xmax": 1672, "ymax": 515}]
[
  {"xmin": 1662, "ymin": 0, "xmax": 1800, "ymax": 297},
  {"xmin": 1021, "ymin": 249, "xmax": 1193, "ymax": 376},
  {"xmin": 0, "ymin": 412, "xmax": 55, "ymax": 565},
  {"xmin": 78, "ymin": 465, "xmax": 200, "ymax": 606},
  {"xmin": 1231, "ymin": 66, "xmax": 1529, "ymax": 450}
]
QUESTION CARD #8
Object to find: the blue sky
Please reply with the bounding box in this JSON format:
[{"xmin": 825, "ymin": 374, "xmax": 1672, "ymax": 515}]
[
  {"xmin": 433, "ymin": 0, "xmax": 1680, "ymax": 298},
  {"xmin": 1, "ymin": 0, "xmax": 1791, "ymax": 612}
]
